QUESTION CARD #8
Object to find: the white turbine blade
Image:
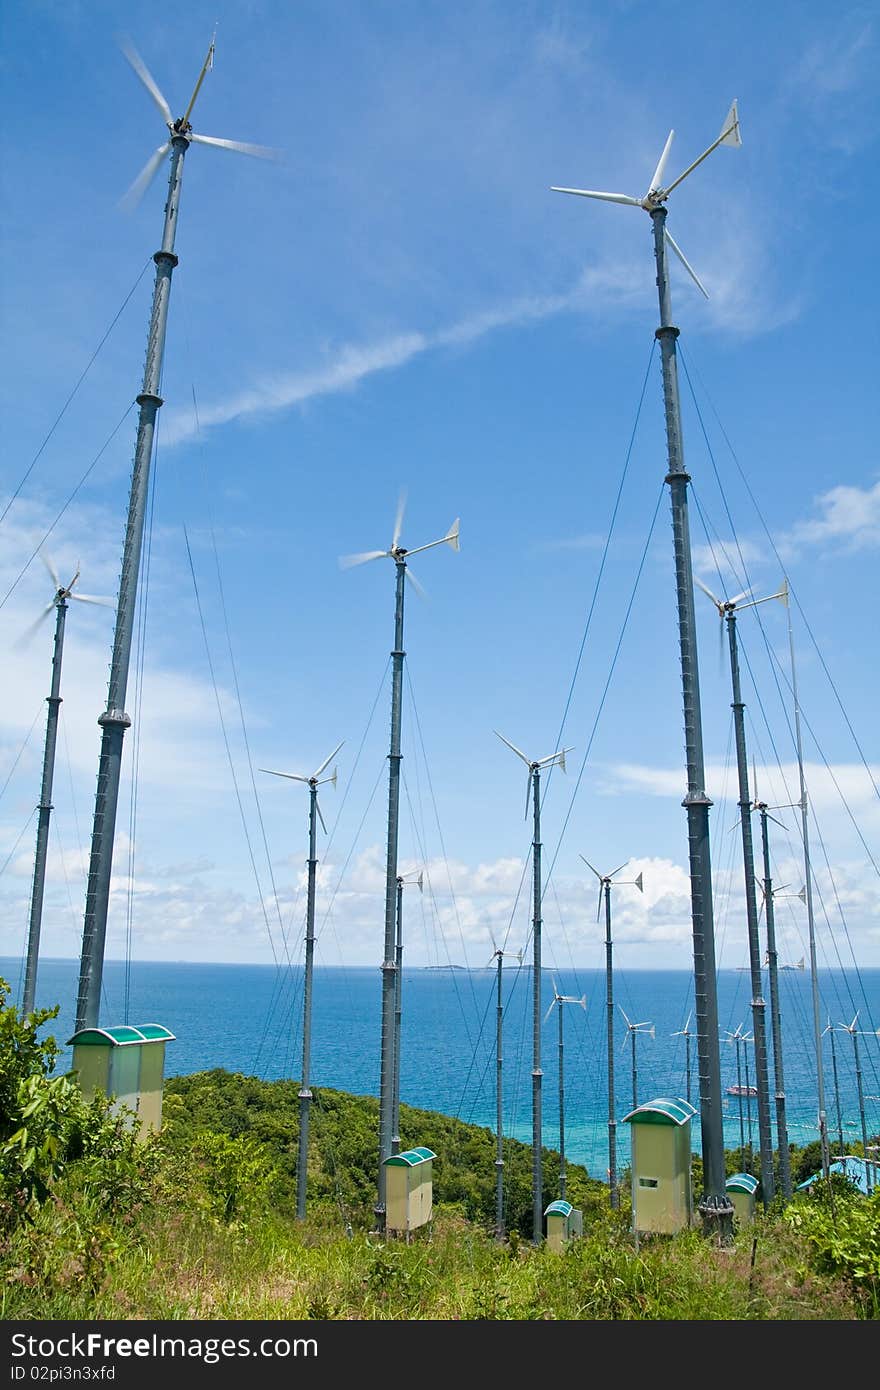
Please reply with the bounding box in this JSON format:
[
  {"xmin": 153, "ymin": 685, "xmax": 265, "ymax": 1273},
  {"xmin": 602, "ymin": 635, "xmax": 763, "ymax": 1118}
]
[
  {"xmin": 392, "ymin": 491, "xmax": 407, "ymax": 551},
  {"xmin": 665, "ymin": 229, "xmax": 709, "ymax": 299},
  {"xmin": 339, "ymin": 549, "xmax": 389, "ymax": 570},
  {"xmin": 596, "ymin": 884, "xmax": 603, "ymax": 923},
  {"xmin": 120, "ymin": 37, "xmax": 173, "ymax": 125},
  {"xmin": 404, "ymin": 567, "xmax": 428, "ymax": 601},
  {"xmin": 524, "ymin": 769, "xmax": 533, "ymax": 821},
  {"xmin": 189, "ymin": 133, "xmax": 281, "ymax": 161},
  {"xmin": 647, "ymin": 1026, "xmax": 655, "ymax": 1040},
  {"xmin": 39, "ymin": 550, "xmax": 60, "ymax": 590},
  {"xmin": 259, "ymin": 767, "xmax": 309, "ymax": 783},
  {"xmin": 181, "ymin": 33, "xmax": 216, "ymax": 126},
  {"xmin": 315, "ymin": 797, "xmax": 328, "ymax": 836},
  {"xmin": 312, "ymin": 739, "xmax": 345, "ymax": 782},
  {"xmin": 120, "ymin": 141, "xmax": 171, "ymax": 211},
  {"xmin": 719, "ymin": 99, "xmax": 742, "ymax": 148},
  {"xmin": 608, "ymin": 861, "xmax": 628, "ymax": 881},
  {"xmin": 550, "ymin": 186, "xmax": 642, "ymax": 206},
  {"xmin": 543, "ymin": 999, "xmax": 557, "ymax": 1024},
  {"xmin": 445, "ymin": 518, "xmax": 460, "ymax": 552},
  {"xmin": 70, "ymin": 592, "xmax": 115, "ymax": 607},
  {"xmin": 619, "ymin": 1006, "xmax": 631, "ymax": 1027},
  {"xmin": 694, "ymin": 575, "xmax": 723, "ymax": 611},
  {"xmin": 15, "ymin": 603, "xmax": 55, "ymax": 649},
  {"xmin": 579, "ymin": 855, "xmax": 601, "ymax": 880},
  {"xmin": 647, "ymin": 129, "xmax": 675, "ymax": 195},
  {"xmin": 494, "ymin": 730, "xmax": 533, "ymax": 768}
]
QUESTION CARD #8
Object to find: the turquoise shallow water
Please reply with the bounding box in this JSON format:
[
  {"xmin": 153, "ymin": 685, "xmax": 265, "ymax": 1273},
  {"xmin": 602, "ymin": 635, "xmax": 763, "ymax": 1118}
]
[{"xmin": 5, "ymin": 956, "xmax": 879, "ymax": 1178}]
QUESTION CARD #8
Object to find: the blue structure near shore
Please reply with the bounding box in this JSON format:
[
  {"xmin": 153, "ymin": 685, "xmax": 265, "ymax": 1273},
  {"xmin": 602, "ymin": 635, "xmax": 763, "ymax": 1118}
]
[{"xmin": 797, "ymin": 1155, "xmax": 873, "ymax": 1195}]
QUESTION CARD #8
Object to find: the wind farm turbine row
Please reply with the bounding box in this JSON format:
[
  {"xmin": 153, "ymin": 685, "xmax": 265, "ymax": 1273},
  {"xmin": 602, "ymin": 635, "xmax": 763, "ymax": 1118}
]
[{"xmin": 18, "ymin": 31, "xmax": 865, "ymax": 1244}]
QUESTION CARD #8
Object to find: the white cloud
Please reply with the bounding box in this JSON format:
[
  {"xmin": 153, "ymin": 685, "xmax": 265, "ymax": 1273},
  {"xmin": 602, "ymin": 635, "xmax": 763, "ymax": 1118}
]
[{"xmin": 784, "ymin": 479, "xmax": 880, "ymax": 552}]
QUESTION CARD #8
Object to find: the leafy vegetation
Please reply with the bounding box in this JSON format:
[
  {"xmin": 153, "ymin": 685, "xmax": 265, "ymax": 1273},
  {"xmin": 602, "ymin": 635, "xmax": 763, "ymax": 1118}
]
[{"xmin": 1, "ymin": 977, "xmax": 877, "ymax": 1321}]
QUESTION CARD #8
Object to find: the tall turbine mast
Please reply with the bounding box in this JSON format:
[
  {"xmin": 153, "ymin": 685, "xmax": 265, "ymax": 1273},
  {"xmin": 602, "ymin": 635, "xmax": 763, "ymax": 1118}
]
[
  {"xmin": 544, "ymin": 980, "xmax": 586, "ymax": 1202},
  {"xmin": 696, "ymin": 577, "xmax": 776, "ymax": 1206},
  {"xmin": 754, "ymin": 775, "xmax": 794, "ymax": 1203},
  {"xmin": 75, "ymin": 36, "xmax": 278, "ymax": 1031},
  {"xmin": 581, "ymin": 855, "xmax": 642, "ymax": 1208},
  {"xmin": 781, "ymin": 577, "xmax": 831, "ymax": 1180},
  {"xmin": 672, "ymin": 1010, "xmax": 696, "ymax": 1106},
  {"xmin": 392, "ymin": 867, "xmax": 423, "ymax": 1155},
  {"xmin": 341, "ymin": 495, "xmax": 459, "ymax": 1229},
  {"xmin": 488, "ymin": 940, "xmax": 522, "ymax": 1240},
  {"xmin": 20, "ymin": 557, "xmax": 112, "ymax": 1014},
  {"xmin": 261, "ymin": 740, "xmax": 343, "ymax": 1221},
  {"xmin": 620, "ymin": 1007, "xmax": 654, "ymax": 1112},
  {"xmin": 837, "ymin": 1015, "xmax": 874, "ymax": 1196},
  {"xmin": 495, "ymin": 731, "xmax": 572, "ymax": 1244},
  {"xmin": 552, "ymin": 99, "xmax": 742, "ymax": 1240}
]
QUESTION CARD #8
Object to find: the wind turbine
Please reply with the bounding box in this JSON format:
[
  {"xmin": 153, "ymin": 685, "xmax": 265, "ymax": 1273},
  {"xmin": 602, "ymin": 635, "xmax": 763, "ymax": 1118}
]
[
  {"xmin": 753, "ymin": 770, "xmax": 794, "ymax": 1201},
  {"xmin": 620, "ymin": 1006, "xmax": 654, "ymax": 1113},
  {"xmin": 340, "ymin": 494, "xmax": 459, "ymax": 1229},
  {"xmin": 822, "ymin": 1018, "xmax": 846, "ymax": 1159},
  {"xmin": 20, "ymin": 556, "xmax": 113, "ymax": 1016},
  {"xmin": 495, "ymin": 731, "xmax": 572, "ymax": 1243},
  {"xmin": 671, "ymin": 1011, "xmax": 696, "ymax": 1107},
  {"xmin": 580, "ymin": 854, "xmax": 643, "ymax": 1209},
  {"xmin": 261, "ymin": 739, "xmax": 344, "ymax": 1220},
  {"xmin": 488, "ymin": 938, "xmax": 523, "ymax": 1239},
  {"xmin": 836, "ymin": 1014, "xmax": 875, "ymax": 1196},
  {"xmin": 75, "ymin": 35, "xmax": 279, "ymax": 1032},
  {"xmin": 392, "ymin": 867, "xmax": 423, "ymax": 1156},
  {"xmin": 544, "ymin": 979, "xmax": 586, "ymax": 1202},
  {"xmin": 724, "ymin": 1023, "xmax": 753, "ymax": 1170},
  {"xmin": 552, "ymin": 99, "xmax": 742, "ymax": 1240},
  {"xmin": 695, "ymin": 577, "xmax": 777, "ymax": 1206},
  {"xmin": 781, "ymin": 576, "xmax": 832, "ymax": 1181}
]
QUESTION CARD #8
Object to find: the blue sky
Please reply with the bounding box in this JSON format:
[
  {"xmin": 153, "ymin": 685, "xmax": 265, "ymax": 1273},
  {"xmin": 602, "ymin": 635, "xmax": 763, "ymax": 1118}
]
[{"xmin": 0, "ymin": 0, "xmax": 877, "ymax": 993}]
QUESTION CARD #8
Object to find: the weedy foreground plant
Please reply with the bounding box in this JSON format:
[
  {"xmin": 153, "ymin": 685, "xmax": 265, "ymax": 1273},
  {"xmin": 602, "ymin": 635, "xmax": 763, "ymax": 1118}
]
[{"xmin": 1, "ymin": 979, "xmax": 877, "ymax": 1321}]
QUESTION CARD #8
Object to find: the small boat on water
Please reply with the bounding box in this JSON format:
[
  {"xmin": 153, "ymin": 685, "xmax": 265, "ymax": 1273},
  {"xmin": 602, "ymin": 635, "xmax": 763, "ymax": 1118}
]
[{"xmin": 727, "ymin": 1084, "xmax": 758, "ymax": 1098}]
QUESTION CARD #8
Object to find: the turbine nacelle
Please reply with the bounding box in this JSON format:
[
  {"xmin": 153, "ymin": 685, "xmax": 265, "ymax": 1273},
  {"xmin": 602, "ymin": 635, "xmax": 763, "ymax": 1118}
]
[
  {"xmin": 494, "ymin": 730, "xmax": 574, "ymax": 820},
  {"xmin": 119, "ymin": 34, "xmax": 280, "ymax": 211},
  {"xmin": 16, "ymin": 553, "xmax": 114, "ymax": 649},
  {"xmin": 339, "ymin": 492, "xmax": 460, "ymax": 598},
  {"xmin": 544, "ymin": 979, "xmax": 587, "ymax": 1024},
  {"xmin": 260, "ymin": 739, "xmax": 344, "ymax": 836},
  {"xmin": 551, "ymin": 99, "xmax": 742, "ymax": 300}
]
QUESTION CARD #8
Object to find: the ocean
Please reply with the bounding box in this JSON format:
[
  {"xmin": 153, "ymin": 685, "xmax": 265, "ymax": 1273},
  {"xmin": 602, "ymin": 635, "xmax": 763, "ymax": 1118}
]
[{"xmin": 4, "ymin": 955, "xmax": 879, "ymax": 1179}]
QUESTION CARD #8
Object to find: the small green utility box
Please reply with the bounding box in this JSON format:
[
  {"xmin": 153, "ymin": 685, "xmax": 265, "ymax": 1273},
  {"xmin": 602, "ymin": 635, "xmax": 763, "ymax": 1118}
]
[
  {"xmin": 622, "ymin": 1096, "xmax": 697, "ymax": 1236},
  {"xmin": 544, "ymin": 1199, "xmax": 583, "ymax": 1251},
  {"xmin": 384, "ymin": 1147, "xmax": 436, "ymax": 1233},
  {"xmin": 726, "ymin": 1171, "xmax": 759, "ymax": 1226},
  {"xmin": 67, "ymin": 1024, "xmax": 175, "ymax": 1141}
]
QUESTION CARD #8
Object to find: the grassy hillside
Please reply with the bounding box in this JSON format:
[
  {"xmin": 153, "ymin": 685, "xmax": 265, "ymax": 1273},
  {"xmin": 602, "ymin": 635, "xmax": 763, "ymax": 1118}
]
[{"xmin": 1, "ymin": 989, "xmax": 878, "ymax": 1321}]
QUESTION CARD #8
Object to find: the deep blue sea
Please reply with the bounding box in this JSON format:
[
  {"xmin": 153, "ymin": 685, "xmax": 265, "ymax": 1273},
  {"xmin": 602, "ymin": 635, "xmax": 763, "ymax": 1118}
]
[{"xmin": 4, "ymin": 956, "xmax": 879, "ymax": 1179}]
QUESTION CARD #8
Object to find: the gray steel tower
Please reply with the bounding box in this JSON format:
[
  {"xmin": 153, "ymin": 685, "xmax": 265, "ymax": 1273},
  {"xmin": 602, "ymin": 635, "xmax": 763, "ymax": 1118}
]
[
  {"xmin": 75, "ymin": 36, "xmax": 276, "ymax": 1030},
  {"xmin": 552, "ymin": 101, "xmax": 742, "ymax": 1238}
]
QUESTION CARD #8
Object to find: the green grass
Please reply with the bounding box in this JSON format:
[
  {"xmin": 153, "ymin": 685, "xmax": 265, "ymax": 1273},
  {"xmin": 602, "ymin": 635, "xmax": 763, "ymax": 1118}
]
[{"xmin": 2, "ymin": 1067, "xmax": 877, "ymax": 1322}]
